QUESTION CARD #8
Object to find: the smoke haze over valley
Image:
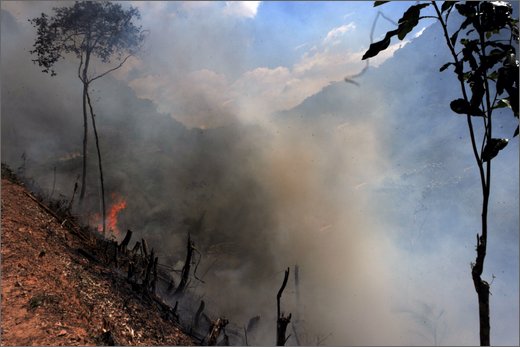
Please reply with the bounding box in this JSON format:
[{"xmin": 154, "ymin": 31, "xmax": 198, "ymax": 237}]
[{"xmin": 1, "ymin": 2, "xmax": 518, "ymax": 345}]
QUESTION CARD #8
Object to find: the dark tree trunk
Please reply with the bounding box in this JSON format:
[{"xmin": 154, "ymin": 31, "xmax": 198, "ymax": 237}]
[
  {"xmin": 131, "ymin": 241, "xmax": 141, "ymax": 255},
  {"xmin": 143, "ymin": 248, "xmax": 155, "ymax": 292},
  {"xmin": 141, "ymin": 238, "xmax": 149, "ymax": 258},
  {"xmin": 119, "ymin": 229, "xmax": 133, "ymax": 252},
  {"xmin": 472, "ymin": 171, "xmax": 491, "ymax": 346},
  {"xmin": 79, "ymin": 82, "xmax": 88, "ymax": 202},
  {"xmin": 174, "ymin": 234, "xmax": 194, "ymax": 296},
  {"xmin": 86, "ymin": 89, "xmax": 106, "ymax": 236},
  {"xmin": 276, "ymin": 268, "xmax": 291, "ymax": 346},
  {"xmin": 79, "ymin": 50, "xmax": 91, "ymax": 202}
]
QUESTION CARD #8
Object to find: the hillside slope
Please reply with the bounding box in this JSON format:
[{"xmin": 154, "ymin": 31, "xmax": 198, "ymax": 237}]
[{"xmin": 0, "ymin": 175, "xmax": 194, "ymax": 346}]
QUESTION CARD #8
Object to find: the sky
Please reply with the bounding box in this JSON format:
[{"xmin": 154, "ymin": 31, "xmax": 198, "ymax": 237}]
[{"xmin": 1, "ymin": 1, "xmax": 519, "ymax": 346}]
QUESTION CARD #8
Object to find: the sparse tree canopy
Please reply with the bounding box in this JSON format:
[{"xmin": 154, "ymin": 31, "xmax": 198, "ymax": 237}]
[{"xmin": 30, "ymin": 1, "xmax": 144, "ymax": 78}]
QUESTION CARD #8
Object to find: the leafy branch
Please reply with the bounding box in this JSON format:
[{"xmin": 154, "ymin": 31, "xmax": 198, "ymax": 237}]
[{"xmin": 362, "ymin": 2, "xmax": 518, "ymax": 345}]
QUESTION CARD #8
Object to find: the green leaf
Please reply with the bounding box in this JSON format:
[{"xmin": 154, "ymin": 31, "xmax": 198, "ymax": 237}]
[
  {"xmin": 439, "ymin": 62, "xmax": 453, "ymax": 72},
  {"xmin": 455, "ymin": 3, "xmax": 478, "ymax": 18},
  {"xmin": 450, "ymin": 30, "xmax": 460, "ymax": 46},
  {"xmin": 374, "ymin": 1, "xmax": 389, "ymax": 7},
  {"xmin": 362, "ymin": 29, "xmax": 398, "ymax": 60},
  {"xmin": 487, "ymin": 71, "xmax": 498, "ymax": 81},
  {"xmin": 396, "ymin": 3, "xmax": 430, "ymax": 40},
  {"xmin": 450, "ymin": 98, "xmax": 471, "ymax": 114},
  {"xmin": 482, "ymin": 138, "xmax": 509, "ymax": 162},
  {"xmin": 362, "ymin": 3, "xmax": 431, "ymax": 60},
  {"xmin": 470, "ymin": 78, "xmax": 485, "ymax": 108},
  {"xmin": 441, "ymin": 1, "xmax": 457, "ymax": 13},
  {"xmin": 514, "ymin": 126, "xmax": 519, "ymax": 137},
  {"xmin": 495, "ymin": 98, "xmax": 511, "ymax": 109},
  {"xmin": 450, "ymin": 98, "xmax": 485, "ymax": 116}
]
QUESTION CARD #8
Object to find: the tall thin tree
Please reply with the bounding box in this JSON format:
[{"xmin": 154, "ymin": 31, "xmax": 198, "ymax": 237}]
[
  {"xmin": 362, "ymin": 2, "xmax": 518, "ymax": 345},
  {"xmin": 30, "ymin": 1, "xmax": 145, "ymax": 235}
]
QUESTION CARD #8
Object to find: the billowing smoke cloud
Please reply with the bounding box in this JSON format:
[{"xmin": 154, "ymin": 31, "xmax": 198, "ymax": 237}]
[{"xmin": 2, "ymin": 2, "xmax": 518, "ymax": 346}]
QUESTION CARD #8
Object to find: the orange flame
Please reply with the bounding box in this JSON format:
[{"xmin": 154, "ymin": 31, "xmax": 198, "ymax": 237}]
[
  {"xmin": 106, "ymin": 194, "xmax": 127, "ymax": 238},
  {"xmin": 90, "ymin": 193, "xmax": 127, "ymax": 239}
]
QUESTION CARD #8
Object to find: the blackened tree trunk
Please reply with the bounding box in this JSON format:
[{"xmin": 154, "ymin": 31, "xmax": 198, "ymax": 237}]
[
  {"xmin": 119, "ymin": 229, "xmax": 133, "ymax": 252},
  {"xmin": 174, "ymin": 234, "xmax": 194, "ymax": 296},
  {"xmin": 276, "ymin": 267, "xmax": 291, "ymax": 346}
]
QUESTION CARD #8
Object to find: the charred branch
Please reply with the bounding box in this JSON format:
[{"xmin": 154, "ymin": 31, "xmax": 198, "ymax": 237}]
[
  {"xmin": 276, "ymin": 267, "xmax": 291, "ymax": 346},
  {"xmin": 119, "ymin": 229, "xmax": 133, "ymax": 252},
  {"xmin": 67, "ymin": 179, "xmax": 78, "ymax": 212},
  {"xmin": 131, "ymin": 241, "xmax": 141, "ymax": 255},
  {"xmin": 113, "ymin": 240, "xmax": 118, "ymax": 267},
  {"xmin": 151, "ymin": 256, "xmax": 158, "ymax": 294},
  {"xmin": 141, "ymin": 238, "xmax": 148, "ymax": 258},
  {"xmin": 142, "ymin": 248, "xmax": 154, "ymax": 293},
  {"xmin": 206, "ymin": 318, "xmax": 229, "ymax": 346},
  {"xmin": 174, "ymin": 234, "xmax": 195, "ymax": 296}
]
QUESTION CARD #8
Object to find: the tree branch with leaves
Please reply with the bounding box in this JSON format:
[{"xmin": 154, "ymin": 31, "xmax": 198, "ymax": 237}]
[
  {"xmin": 362, "ymin": 1, "xmax": 518, "ymax": 345},
  {"xmin": 30, "ymin": 1, "xmax": 145, "ymax": 236}
]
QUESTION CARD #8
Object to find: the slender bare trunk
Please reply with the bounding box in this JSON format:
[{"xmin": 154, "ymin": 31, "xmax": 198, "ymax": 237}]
[
  {"xmin": 431, "ymin": 3, "xmax": 493, "ymax": 344},
  {"xmin": 276, "ymin": 268, "xmax": 291, "ymax": 346},
  {"xmin": 79, "ymin": 50, "xmax": 91, "ymax": 202},
  {"xmin": 79, "ymin": 82, "xmax": 88, "ymax": 201},
  {"xmin": 86, "ymin": 89, "xmax": 106, "ymax": 236}
]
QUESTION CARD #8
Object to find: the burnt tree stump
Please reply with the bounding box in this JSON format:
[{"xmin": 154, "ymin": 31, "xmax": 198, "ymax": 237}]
[
  {"xmin": 174, "ymin": 234, "xmax": 195, "ymax": 296},
  {"xmin": 206, "ymin": 318, "xmax": 229, "ymax": 346},
  {"xmin": 276, "ymin": 267, "xmax": 291, "ymax": 346},
  {"xmin": 118, "ymin": 229, "xmax": 133, "ymax": 253}
]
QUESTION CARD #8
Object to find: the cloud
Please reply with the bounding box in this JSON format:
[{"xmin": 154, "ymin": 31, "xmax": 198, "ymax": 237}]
[
  {"xmin": 223, "ymin": 1, "xmax": 261, "ymax": 18},
  {"xmin": 324, "ymin": 22, "xmax": 356, "ymax": 44},
  {"xmin": 110, "ymin": 1, "xmax": 410, "ymax": 130},
  {"xmin": 414, "ymin": 26, "xmax": 428, "ymax": 38}
]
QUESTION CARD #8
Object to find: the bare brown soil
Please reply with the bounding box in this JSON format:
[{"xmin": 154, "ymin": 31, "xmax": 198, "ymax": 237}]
[{"xmin": 1, "ymin": 177, "xmax": 194, "ymax": 346}]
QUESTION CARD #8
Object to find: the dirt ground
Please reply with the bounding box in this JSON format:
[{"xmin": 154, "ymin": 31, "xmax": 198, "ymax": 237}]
[{"xmin": 1, "ymin": 177, "xmax": 194, "ymax": 346}]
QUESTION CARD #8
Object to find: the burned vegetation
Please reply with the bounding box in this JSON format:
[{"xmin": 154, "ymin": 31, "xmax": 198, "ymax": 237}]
[{"xmin": 1, "ymin": 164, "xmax": 310, "ymax": 346}]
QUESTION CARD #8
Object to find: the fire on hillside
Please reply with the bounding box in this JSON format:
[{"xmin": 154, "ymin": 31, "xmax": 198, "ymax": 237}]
[{"xmin": 90, "ymin": 193, "xmax": 127, "ymax": 239}]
